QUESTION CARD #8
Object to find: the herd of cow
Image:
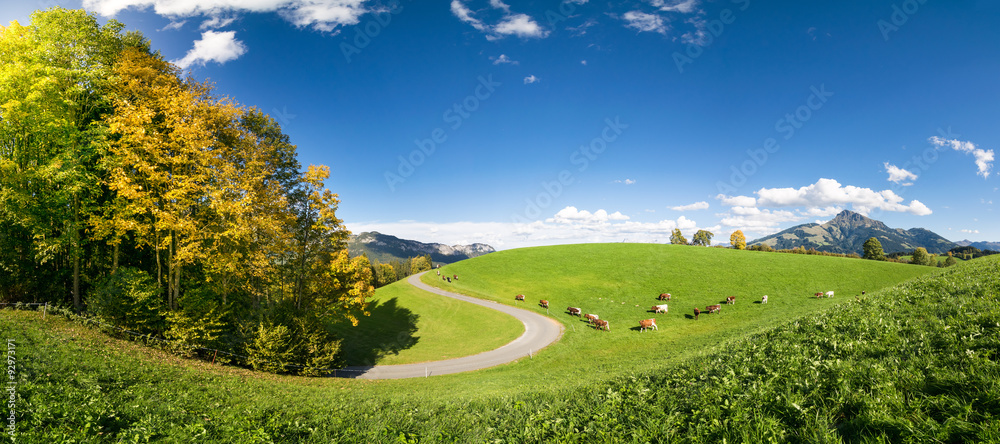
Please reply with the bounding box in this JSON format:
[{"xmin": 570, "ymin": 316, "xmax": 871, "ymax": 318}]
[{"xmin": 516, "ymin": 290, "xmax": 839, "ymax": 332}]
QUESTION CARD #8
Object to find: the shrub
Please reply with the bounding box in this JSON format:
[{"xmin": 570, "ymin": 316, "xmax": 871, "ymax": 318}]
[
  {"xmin": 246, "ymin": 322, "xmax": 298, "ymax": 374},
  {"xmin": 88, "ymin": 267, "xmax": 165, "ymax": 335}
]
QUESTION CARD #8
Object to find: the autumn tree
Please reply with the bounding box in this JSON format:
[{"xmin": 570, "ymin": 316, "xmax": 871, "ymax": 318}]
[
  {"xmin": 863, "ymin": 237, "xmax": 886, "ymax": 261},
  {"xmin": 692, "ymin": 230, "xmax": 714, "ymax": 247},
  {"xmin": 730, "ymin": 230, "xmax": 746, "ymax": 250},
  {"xmin": 670, "ymin": 229, "xmax": 688, "ymax": 245}
]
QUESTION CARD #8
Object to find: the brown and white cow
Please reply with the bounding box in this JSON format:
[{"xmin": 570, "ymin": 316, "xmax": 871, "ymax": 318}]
[
  {"xmin": 584, "ymin": 314, "xmax": 599, "ymax": 323},
  {"xmin": 694, "ymin": 307, "xmax": 701, "ymax": 320},
  {"xmin": 651, "ymin": 304, "xmax": 669, "ymax": 314},
  {"xmin": 761, "ymin": 295, "xmax": 768, "ymax": 304},
  {"xmin": 567, "ymin": 307, "xmax": 581, "ymax": 316},
  {"xmin": 725, "ymin": 296, "xmax": 736, "ymax": 305},
  {"xmin": 658, "ymin": 293, "xmax": 672, "ymax": 301},
  {"xmin": 814, "ymin": 292, "xmax": 824, "ymax": 298},
  {"xmin": 515, "ymin": 294, "xmax": 525, "ymax": 301},
  {"xmin": 639, "ymin": 318, "xmax": 657, "ymax": 332},
  {"xmin": 706, "ymin": 304, "xmax": 722, "ymax": 314},
  {"xmin": 594, "ymin": 319, "xmax": 610, "ymax": 331},
  {"xmin": 539, "ymin": 300, "xmax": 549, "ymax": 308}
]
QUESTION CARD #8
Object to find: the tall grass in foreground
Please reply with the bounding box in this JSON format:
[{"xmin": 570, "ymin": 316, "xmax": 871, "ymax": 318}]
[{"xmin": 4, "ymin": 256, "xmax": 998, "ymax": 443}]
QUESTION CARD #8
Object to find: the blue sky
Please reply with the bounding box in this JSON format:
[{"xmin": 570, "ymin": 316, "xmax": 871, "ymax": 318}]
[{"xmin": 5, "ymin": 0, "xmax": 998, "ymax": 249}]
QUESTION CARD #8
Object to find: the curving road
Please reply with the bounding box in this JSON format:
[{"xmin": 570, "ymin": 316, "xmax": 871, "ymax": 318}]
[{"xmin": 337, "ymin": 272, "xmax": 564, "ymax": 379}]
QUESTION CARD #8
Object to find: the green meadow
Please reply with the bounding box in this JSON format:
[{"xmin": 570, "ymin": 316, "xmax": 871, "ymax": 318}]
[{"xmin": 9, "ymin": 244, "xmax": 999, "ymax": 443}]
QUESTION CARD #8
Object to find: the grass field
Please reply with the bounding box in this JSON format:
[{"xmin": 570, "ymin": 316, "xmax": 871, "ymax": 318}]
[
  {"xmin": 329, "ymin": 277, "xmax": 523, "ymax": 366},
  {"xmin": 8, "ymin": 243, "xmax": 988, "ymax": 442}
]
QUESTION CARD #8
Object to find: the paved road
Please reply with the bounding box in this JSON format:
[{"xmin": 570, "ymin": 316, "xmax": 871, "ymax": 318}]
[{"xmin": 338, "ymin": 272, "xmax": 564, "ymax": 379}]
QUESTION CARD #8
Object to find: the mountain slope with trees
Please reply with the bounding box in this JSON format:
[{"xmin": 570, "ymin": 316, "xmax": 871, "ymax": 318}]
[
  {"xmin": 348, "ymin": 231, "xmax": 495, "ymax": 264},
  {"xmin": 750, "ymin": 210, "xmax": 958, "ymax": 255}
]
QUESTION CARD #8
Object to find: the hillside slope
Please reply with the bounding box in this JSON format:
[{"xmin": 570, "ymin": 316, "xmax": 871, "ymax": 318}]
[{"xmin": 751, "ymin": 210, "xmax": 957, "ymax": 254}]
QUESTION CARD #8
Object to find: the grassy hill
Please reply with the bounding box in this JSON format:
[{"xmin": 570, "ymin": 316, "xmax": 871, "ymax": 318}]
[
  {"xmin": 329, "ymin": 277, "xmax": 522, "ymax": 366},
  {"xmin": 9, "ymin": 243, "xmax": 988, "ymax": 443}
]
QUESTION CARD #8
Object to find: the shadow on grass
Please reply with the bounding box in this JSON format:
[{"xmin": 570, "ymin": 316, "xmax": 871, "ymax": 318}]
[{"xmin": 330, "ymin": 297, "xmax": 419, "ymax": 367}]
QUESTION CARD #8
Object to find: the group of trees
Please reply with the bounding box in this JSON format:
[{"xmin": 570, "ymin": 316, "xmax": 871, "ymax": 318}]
[
  {"xmin": 670, "ymin": 229, "xmax": 715, "ymax": 247},
  {"xmin": 367, "ymin": 254, "xmax": 434, "ymax": 288},
  {"xmin": 0, "ymin": 9, "xmax": 374, "ymax": 374},
  {"xmin": 866, "ymin": 238, "xmax": 970, "ymax": 267}
]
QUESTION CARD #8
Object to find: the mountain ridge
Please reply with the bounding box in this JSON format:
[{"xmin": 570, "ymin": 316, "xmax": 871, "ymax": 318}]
[
  {"xmin": 347, "ymin": 231, "xmax": 495, "ymax": 264},
  {"xmin": 749, "ymin": 210, "xmax": 958, "ymax": 255}
]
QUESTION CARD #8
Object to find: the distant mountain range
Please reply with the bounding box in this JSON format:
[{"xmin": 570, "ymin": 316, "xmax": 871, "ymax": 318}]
[
  {"xmin": 347, "ymin": 232, "xmax": 495, "ymax": 264},
  {"xmin": 955, "ymin": 240, "xmax": 1000, "ymax": 251},
  {"xmin": 750, "ymin": 210, "xmax": 958, "ymax": 255}
]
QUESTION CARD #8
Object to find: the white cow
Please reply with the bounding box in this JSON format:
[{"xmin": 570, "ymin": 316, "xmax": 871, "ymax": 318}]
[
  {"xmin": 761, "ymin": 295, "xmax": 768, "ymax": 304},
  {"xmin": 652, "ymin": 304, "xmax": 669, "ymax": 313},
  {"xmin": 825, "ymin": 291, "xmax": 834, "ymax": 298}
]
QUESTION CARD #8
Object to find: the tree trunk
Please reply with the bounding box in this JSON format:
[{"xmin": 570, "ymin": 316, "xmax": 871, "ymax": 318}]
[{"xmin": 73, "ymin": 194, "xmax": 81, "ymax": 313}]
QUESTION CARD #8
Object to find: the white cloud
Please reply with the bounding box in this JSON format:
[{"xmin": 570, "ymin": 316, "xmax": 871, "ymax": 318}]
[
  {"xmin": 348, "ymin": 207, "xmax": 715, "ymax": 250},
  {"xmin": 614, "ymin": 179, "xmax": 636, "ymax": 185},
  {"xmin": 523, "ymin": 75, "xmax": 539, "ymax": 84},
  {"xmin": 451, "ymin": 0, "xmax": 548, "ymax": 39},
  {"xmin": 622, "ymin": 11, "xmax": 666, "ymax": 34},
  {"xmin": 755, "ymin": 178, "xmax": 932, "ymax": 216},
  {"xmin": 680, "ymin": 17, "xmax": 708, "ymax": 45},
  {"xmin": 172, "ymin": 30, "xmax": 247, "ymax": 69},
  {"xmin": 160, "ymin": 20, "xmax": 187, "ymax": 31},
  {"xmin": 884, "ymin": 162, "xmax": 918, "ymax": 185},
  {"xmin": 488, "ymin": 0, "xmax": 510, "ymax": 13},
  {"xmin": 548, "ymin": 207, "xmax": 629, "ymax": 224},
  {"xmin": 961, "ymin": 229, "xmax": 980, "ymax": 234},
  {"xmin": 652, "ymin": 0, "xmax": 700, "ymax": 13},
  {"xmin": 671, "ymin": 201, "xmax": 709, "ymax": 211},
  {"xmin": 451, "ymin": 0, "xmax": 488, "ymax": 31},
  {"xmin": 492, "ymin": 54, "xmax": 518, "ymax": 65},
  {"xmin": 929, "ymin": 136, "xmax": 995, "ymax": 178},
  {"xmin": 716, "ymin": 194, "xmax": 757, "ymax": 207},
  {"xmin": 493, "ymin": 13, "xmax": 548, "ymax": 38},
  {"xmin": 580, "ymin": 60, "xmax": 587, "ymax": 65},
  {"xmin": 799, "ymin": 206, "xmax": 843, "ymax": 217},
  {"xmin": 83, "ymin": 0, "xmax": 370, "ymax": 33},
  {"xmin": 200, "ymin": 15, "xmax": 237, "ymax": 30}
]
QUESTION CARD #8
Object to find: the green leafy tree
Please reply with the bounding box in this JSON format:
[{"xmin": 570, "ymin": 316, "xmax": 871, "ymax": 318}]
[
  {"xmin": 944, "ymin": 253, "xmax": 958, "ymax": 267},
  {"xmin": 730, "ymin": 230, "xmax": 746, "ymax": 250},
  {"xmin": 863, "ymin": 237, "xmax": 886, "ymax": 261},
  {"xmin": 692, "ymin": 230, "xmax": 714, "ymax": 247},
  {"xmin": 910, "ymin": 248, "xmax": 930, "ymax": 266},
  {"xmin": 670, "ymin": 229, "xmax": 687, "ymax": 245}
]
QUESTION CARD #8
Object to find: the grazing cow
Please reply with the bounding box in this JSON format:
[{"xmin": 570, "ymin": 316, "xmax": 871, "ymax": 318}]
[
  {"xmin": 584, "ymin": 314, "xmax": 599, "ymax": 323},
  {"xmin": 658, "ymin": 293, "xmax": 672, "ymax": 301},
  {"xmin": 436, "ymin": 270, "xmax": 440, "ymax": 276},
  {"xmin": 515, "ymin": 294, "xmax": 525, "ymax": 301},
  {"xmin": 540, "ymin": 300, "xmax": 549, "ymax": 309},
  {"xmin": 453, "ymin": 274, "xmax": 458, "ymax": 280},
  {"xmin": 814, "ymin": 292, "xmax": 824, "ymax": 299},
  {"xmin": 651, "ymin": 304, "xmax": 669, "ymax": 314},
  {"xmin": 706, "ymin": 304, "xmax": 722, "ymax": 314},
  {"xmin": 447, "ymin": 277, "xmax": 451, "ymax": 283},
  {"xmin": 726, "ymin": 296, "xmax": 736, "ymax": 305},
  {"xmin": 639, "ymin": 318, "xmax": 658, "ymax": 332},
  {"xmin": 761, "ymin": 295, "xmax": 768, "ymax": 304},
  {"xmin": 861, "ymin": 291, "xmax": 866, "ymax": 295},
  {"xmin": 825, "ymin": 291, "xmax": 834, "ymax": 298},
  {"xmin": 694, "ymin": 307, "xmax": 701, "ymax": 320},
  {"xmin": 567, "ymin": 307, "xmax": 582, "ymax": 316},
  {"xmin": 594, "ymin": 319, "xmax": 610, "ymax": 331}
]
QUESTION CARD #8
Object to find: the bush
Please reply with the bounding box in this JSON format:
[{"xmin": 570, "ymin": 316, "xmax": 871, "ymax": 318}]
[
  {"xmin": 88, "ymin": 267, "xmax": 165, "ymax": 335},
  {"xmin": 165, "ymin": 285, "xmax": 230, "ymax": 355},
  {"xmin": 246, "ymin": 322, "xmax": 297, "ymax": 374}
]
